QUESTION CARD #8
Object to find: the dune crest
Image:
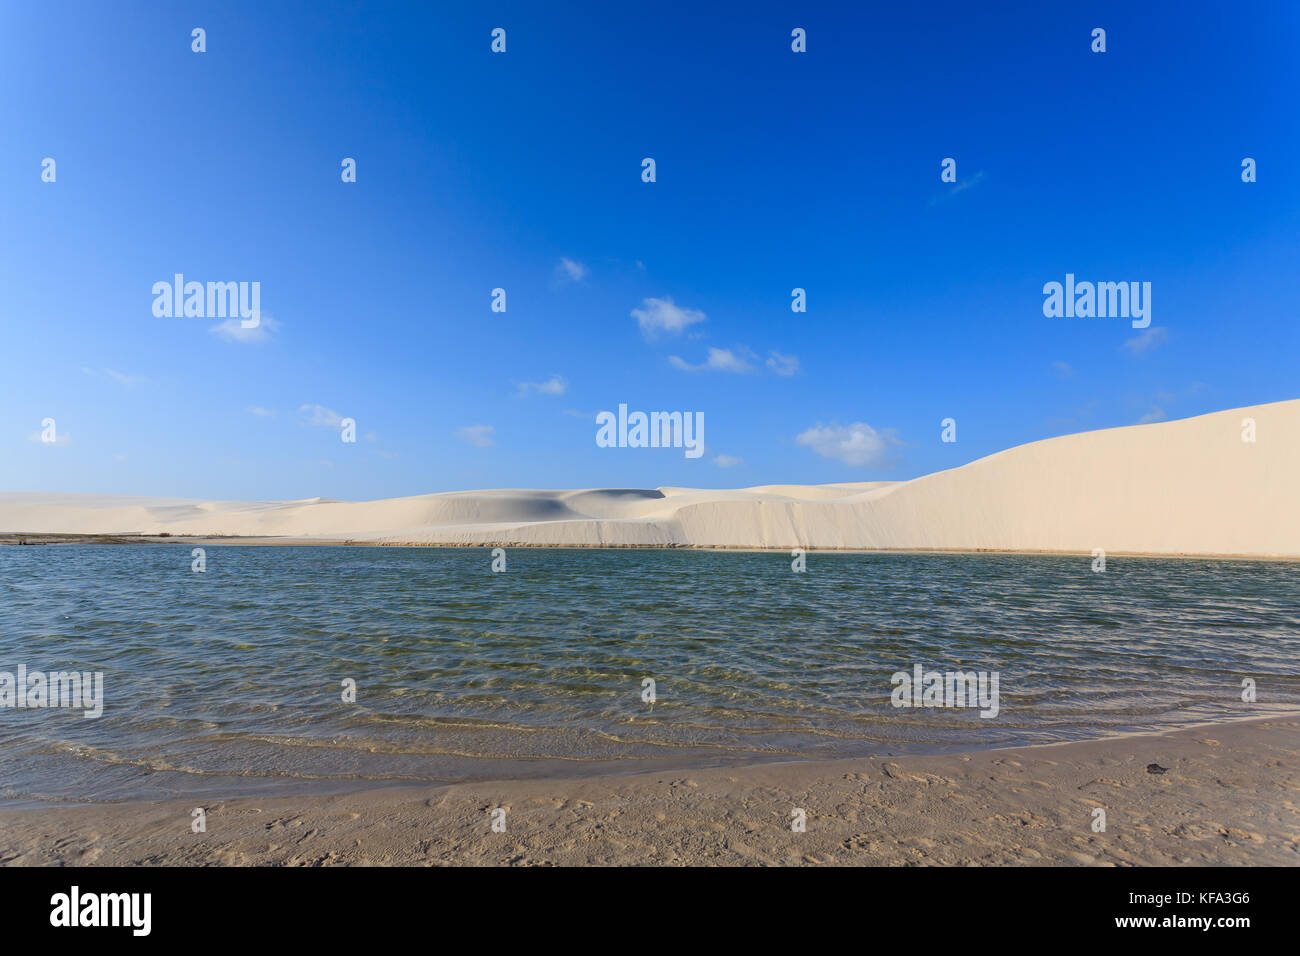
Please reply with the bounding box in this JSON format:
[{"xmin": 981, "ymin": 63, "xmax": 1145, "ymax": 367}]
[{"xmin": 3, "ymin": 400, "xmax": 1297, "ymax": 556}]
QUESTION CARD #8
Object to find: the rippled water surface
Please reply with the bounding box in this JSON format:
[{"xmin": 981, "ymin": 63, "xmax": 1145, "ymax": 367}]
[{"xmin": 1, "ymin": 545, "xmax": 1297, "ymax": 805}]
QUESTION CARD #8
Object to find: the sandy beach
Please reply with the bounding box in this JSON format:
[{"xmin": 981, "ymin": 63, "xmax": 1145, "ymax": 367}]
[{"xmin": 2, "ymin": 715, "xmax": 1295, "ymax": 867}]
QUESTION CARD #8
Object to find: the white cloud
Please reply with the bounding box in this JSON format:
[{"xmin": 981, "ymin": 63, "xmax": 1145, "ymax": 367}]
[
  {"xmin": 766, "ymin": 351, "xmax": 801, "ymax": 376},
  {"xmin": 248, "ymin": 406, "xmax": 276, "ymax": 417},
  {"xmin": 517, "ymin": 375, "xmax": 568, "ymax": 397},
  {"xmin": 300, "ymin": 404, "xmax": 344, "ymax": 427},
  {"xmin": 1123, "ymin": 327, "xmax": 1168, "ymax": 356},
  {"xmin": 669, "ymin": 347, "xmax": 756, "ymax": 373},
  {"xmin": 556, "ymin": 258, "xmax": 588, "ymax": 282},
  {"xmin": 1136, "ymin": 407, "xmax": 1166, "ymax": 424},
  {"xmin": 669, "ymin": 347, "xmax": 799, "ymax": 376},
  {"xmin": 795, "ymin": 422, "xmax": 902, "ymax": 467},
  {"xmin": 631, "ymin": 297, "xmax": 706, "ymax": 338},
  {"xmin": 457, "ymin": 424, "xmax": 495, "ymax": 448},
  {"xmin": 713, "ymin": 454, "xmax": 743, "ymax": 468},
  {"xmin": 27, "ymin": 430, "xmax": 70, "ymax": 446},
  {"xmin": 210, "ymin": 314, "xmax": 280, "ymax": 344},
  {"xmin": 1051, "ymin": 361, "xmax": 1074, "ymax": 379}
]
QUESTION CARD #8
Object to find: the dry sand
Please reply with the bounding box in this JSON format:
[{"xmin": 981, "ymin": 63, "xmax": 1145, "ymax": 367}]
[
  {"xmin": 2, "ymin": 715, "xmax": 1296, "ymax": 866},
  {"xmin": 2, "ymin": 400, "xmax": 1296, "ymax": 556}
]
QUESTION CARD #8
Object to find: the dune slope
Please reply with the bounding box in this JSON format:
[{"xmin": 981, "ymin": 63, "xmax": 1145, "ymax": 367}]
[{"xmin": 2, "ymin": 400, "xmax": 1296, "ymax": 556}]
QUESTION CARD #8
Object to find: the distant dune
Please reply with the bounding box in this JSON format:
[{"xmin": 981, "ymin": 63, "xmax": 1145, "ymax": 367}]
[{"xmin": 3, "ymin": 400, "xmax": 1297, "ymax": 556}]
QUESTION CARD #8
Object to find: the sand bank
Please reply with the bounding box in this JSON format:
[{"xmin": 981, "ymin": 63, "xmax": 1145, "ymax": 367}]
[{"xmin": 2, "ymin": 715, "xmax": 1295, "ymax": 866}]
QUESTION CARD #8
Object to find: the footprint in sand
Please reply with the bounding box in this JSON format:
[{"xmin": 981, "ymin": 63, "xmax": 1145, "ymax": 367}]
[{"xmin": 840, "ymin": 834, "xmax": 875, "ymax": 851}]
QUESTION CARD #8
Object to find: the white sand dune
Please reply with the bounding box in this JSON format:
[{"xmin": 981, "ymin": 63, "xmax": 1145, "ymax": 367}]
[{"xmin": 3, "ymin": 400, "xmax": 1297, "ymax": 556}]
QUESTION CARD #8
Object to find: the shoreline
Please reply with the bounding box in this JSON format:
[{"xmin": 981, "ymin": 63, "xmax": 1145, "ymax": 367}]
[
  {"xmin": 3, "ymin": 714, "xmax": 1296, "ymax": 866},
  {"xmin": 3, "ymin": 533, "xmax": 1298, "ymax": 562}
]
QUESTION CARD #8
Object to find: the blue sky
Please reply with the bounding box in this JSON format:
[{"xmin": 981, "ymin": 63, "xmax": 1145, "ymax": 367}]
[{"xmin": 2, "ymin": 1, "xmax": 1297, "ymax": 501}]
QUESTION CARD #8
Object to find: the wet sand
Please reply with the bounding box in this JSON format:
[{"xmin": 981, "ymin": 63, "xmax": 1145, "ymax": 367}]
[{"xmin": 2, "ymin": 715, "xmax": 1295, "ymax": 866}]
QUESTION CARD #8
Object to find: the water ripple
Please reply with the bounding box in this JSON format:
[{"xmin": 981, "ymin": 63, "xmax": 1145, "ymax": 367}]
[{"xmin": 0, "ymin": 546, "xmax": 1297, "ymax": 804}]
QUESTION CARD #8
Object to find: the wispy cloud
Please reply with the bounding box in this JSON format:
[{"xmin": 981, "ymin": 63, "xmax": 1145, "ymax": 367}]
[
  {"xmin": 766, "ymin": 351, "xmax": 801, "ymax": 376},
  {"xmin": 81, "ymin": 367, "xmax": 144, "ymax": 387},
  {"xmin": 556, "ymin": 257, "xmax": 588, "ymax": 282},
  {"xmin": 713, "ymin": 454, "xmax": 743, "ymax": 468},
  {"xmin": 517, "ymin": 374, "xmax": 568, "ymax": 397},
  {"xmin": 795, "ymin": 422, "xmax": 902, "ymax": 467},
  {"xmin": 299, "ymin": 404, "xmax": 345, "ymax": 427},
  {"xmin": 210, "ymin": 315, "xmax": 280, "ymax": 344},
  {"xmin": 1129, "ymin": 382, "xmax": 1207, "ymax": 425},
  {"xmin": 1123, "ymin": 326, "xmax": 1168, "ymax": 356},
  {"xmin": 28, "ymin": 430, "xmax": 71, "ymax": 446},
  {"xmin": 248, "ymin": 406, "xmax": 276, "ymax": 417},
  {"xmin": 105, "ymin": 368, "xmax": 141, "ymax": 387},
  {"xmin": 456, "ymin": 424, "xmax": 495, "ymax": 447},
  {"xmin": 631, "ymin": 297, "xmax": 706, "ymax": 338},
  {"xmin": 930, "ymin": 170, "xmax": 986, "ymax": 206},
  {"xmin": 1051, "ymin": 361, "xmax": 1074, "ymax": 379},
  {"xmin": 669, "ymin": 347, "xmax": 756, "ymax": 373}
]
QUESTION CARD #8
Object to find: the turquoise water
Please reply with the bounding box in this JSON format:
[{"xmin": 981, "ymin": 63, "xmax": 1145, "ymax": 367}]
[{"xmin": 1, "ymin": 545, "xmax": 1297, "ymax": 806}]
